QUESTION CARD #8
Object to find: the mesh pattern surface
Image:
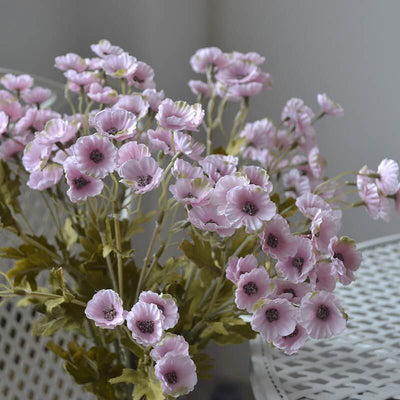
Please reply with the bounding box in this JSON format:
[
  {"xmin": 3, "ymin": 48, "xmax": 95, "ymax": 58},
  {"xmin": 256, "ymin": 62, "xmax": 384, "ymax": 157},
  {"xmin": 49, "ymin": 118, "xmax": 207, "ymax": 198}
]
[
  {"xmin": 0, "ymin": 300, "xmax": 95, "ymax": 400},
  {"xmin": 250, "ymin": 234, "xmax": 400, "ymax": 400}
]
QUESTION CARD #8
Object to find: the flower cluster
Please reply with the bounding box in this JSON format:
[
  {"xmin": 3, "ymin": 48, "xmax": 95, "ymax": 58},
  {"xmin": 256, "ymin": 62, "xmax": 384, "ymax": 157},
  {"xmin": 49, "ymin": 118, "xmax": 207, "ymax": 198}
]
[
  {"xmin": 0, "ymin": 40, "xmax": 398, "ymax": 400},
  {"xmin": 85, "ymin": 289, "xmax": 197, "ymax": 397}
]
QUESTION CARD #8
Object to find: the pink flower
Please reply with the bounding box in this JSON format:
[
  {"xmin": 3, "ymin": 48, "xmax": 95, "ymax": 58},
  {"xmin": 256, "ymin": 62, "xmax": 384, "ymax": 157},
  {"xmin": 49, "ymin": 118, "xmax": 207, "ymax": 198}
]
[
  {"xmin": 92, "ymin": 109, "xmax": 137, "ymax": 141},
  {"xmin": 210, "ymin": 175, "xmax": 249, "ymax": 214},
  {"xmin": 281, "ymin": 98, "xmax": 314, "ymax": 135},
  {"xmin": 273, "ymin": 324, "xmax": 308, "ymax": 355},
  {"xmin": 84, "ymin": 289, "xmax": 125, "ymax": 329},
  {"xmin": 1, "ymin": 73, "xmax": 33, "ymax": 92},
  {"xmin": 190, "ymin": 47, "xmax": 229, "ymax": 73},
  {"xmin": 156, "ymin": 99, "xmax": 204, "ymax": 131},
  {"xmin": 143, "ymin": 88, "xmax": 165, "ymax": 112},
  {"xmin": 232, "ymin": 51, "xmax": 266, "ymax": 65},
  {"xmin": 85, "ymin": 57, "xmax": 104, "ymax": 70},
  {"xmin": 64, "ymin": 70, "xmax": 99, "ymax": 88},
  {"xmin": 150, "ymin": 334, "xmax": 189, "ymax": 362},
  {"xmin": 32, "ymin": 109, "xmax": 61, "ymax": 131},
  {"xmin": 298, "ymin": 291, "xmax": 346, "ymax": 339},
  {"xmin": 317, "ymin": 93, "xmax": 344, "ymax": 117},
  {"xmin": 114, "ymin": 94, "xmax": 149, "ymax": 120},
  {"xmin": 240, "ymin": 119, "xmax": 275, "ymax": 160},
  {"xmin": 188, "ymin": 205, "xmax": 235, "ymax": 237},
  {"xmin": 117, "ymin": 141, "xmax": 150, "ymax": 168},
  {"xmin": 310, "ymin": 209, "xmax": 341, "ymax": 252},
  {"xmin": 27, "ymin": 164, "xmax": 63, "ymax": 191},
  {"xmin": 127, "ymin": 61, "xmax": 155, "ymax": 89},
  {"xmin": 188, "ymin": 80, "xmax": 212, "ymax": 97},
  {"xmin": 73, "ymin": 134, "xmax": 118, "ymax": 178},
  {"xmin": 87, "ymin": 83, "xmax": 119, "ymax": 105},
  {"xmin": 172, "ymin": 159, "xmax": 203, "ymax": 179},
  {"xmin": 119, "ymin": 156, "xmax": 163, "ymax": 194},
  {"xmin": 0, "ymin": 138, "xmax": 24, "ymax": 160},
  {"xmin": 328, "ymin": 236, "xmax": 362, "ymax": 285},
  {"xmin": 226, "ymin": 255, "xmax": 258, "ymax": 284},
  {"xmin": 0, "ymin": 91, "xmax": 23, "ymax": 121},
  {"xmin": 199, "ymin": 154, "xmax": 238, "ymax": 184},
  {"xmin": 0, "ymin": 111, "xmax": 9, "ymax": 136},
  {"xmin": 275, "ymin": 236, "xmax": 315, "ymax": 283},
  {"xmin": 296, "ymin": 193, "xmax": 331, "ymax": 219},
  {"xmin": 103, "ymin": 53, "xmax": 137, "ymax": 78},
  {"xmin": 36, "ymin": 118, "xmax": 80, "ymax": 145},
  {"xmin": 259, "ymin": 215, "xmax": 296, "ymax": 260},
  {"xmin": 308, "ymin": 146, "xmax": 326, "ymax": 179},
  {"xmin": 91, "ymin": 39, "xmax": 123, "ymax": 58},
  {"xmin": 22, "ymin": 139, "xmax": 52, "ymax": 173},
  {"xmin": 216, "ymin": 60, "xmax": 262, "ymax": 86},
  {"xmin": 251, "ymin": 298, "xmax": 297, "ymax": 342},
  {"xmin": 225, "ymin": 184, "xmax": 276, "ymax": 233},
  {"xmin": 147, "ymin": 128, "xmax": 174, "ymax": 155},
  {"xmin": 235, "ymin": 268, "xmax": 272, "ymax": 312},
  {"xmin": 309, "ymin": 262, "xmax": 337, "ymax": 292},
  {"xmin": 22, "ymin": 87, "xmax": 52, "ymax": 106},
  {"xmin": 173, "ymin": 131, "xmax": 205, "ymax": 160},
  {"xmin": 243, "ymin": 166, "xmax": 272, "ymax": 193},
  {"xmin": 273, "ymin": 280, "xmax": 310, "ymax": 305},
  {"xmin": 377, "ymin": 158, "xmax": 399, "ymax": 196},
  {"xmin": 155, "ymin": 354, "xmax": 197, "ymax": 397},
  {"xmin": 139, "ymin": 291, "xmax": 179, "ymax": 330},
  {"xmin": 126, "ymin": 301, "xmax": 164, "ymax": 347},
  {"xmin": 55, "ymin": 53, "xmax": 87, "ymax": 72},
  {"xmin": 64, "ymin": 158, "xmax": 104, "ymax": 202},
  {"xmin": 282, "ymin": 169, "xmax": 311, "ymax": 199},
  {"xmin": 359, "ymin": 182, "xmax": 380, "ymax": 220},
  {"xmin": 169, "ymin": 178, "xmax": 211, "ymax": 206}
]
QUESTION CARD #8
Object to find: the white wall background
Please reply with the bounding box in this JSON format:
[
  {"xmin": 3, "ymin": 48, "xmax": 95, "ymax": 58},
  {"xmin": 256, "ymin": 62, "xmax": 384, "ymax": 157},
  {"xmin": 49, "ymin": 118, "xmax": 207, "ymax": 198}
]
[{"xmin": 1, "ymin": 0, "xmax": 399, "ymax": 396}]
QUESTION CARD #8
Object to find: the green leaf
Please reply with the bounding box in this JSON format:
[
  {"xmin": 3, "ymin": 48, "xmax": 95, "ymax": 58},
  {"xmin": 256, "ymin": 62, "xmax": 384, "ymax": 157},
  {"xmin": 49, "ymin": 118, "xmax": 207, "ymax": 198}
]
[
  {"xmin": 120, "ymin": 338, "xmax": 144, "ymax": 358},
  {"xmin": 102, "ymin": 244, "xmax": 113, "ymax": 258},
  {"xmin": 132, "ymin": 367, "xmax": 164, "ymax": 400},
  {"xmin": 226, "ymin": 137, "xmax": 246, "ymax": 156},
  {"xmin": 109, "ymin": 368, "xmax": 139, "ymax": 385},
  {"xmin": 45, "ymin": 297, "xmax": 65, "ymax": 312},
  {"xmin": 62, "ymin": 218, "xmax": 78, "ymax": 250}
]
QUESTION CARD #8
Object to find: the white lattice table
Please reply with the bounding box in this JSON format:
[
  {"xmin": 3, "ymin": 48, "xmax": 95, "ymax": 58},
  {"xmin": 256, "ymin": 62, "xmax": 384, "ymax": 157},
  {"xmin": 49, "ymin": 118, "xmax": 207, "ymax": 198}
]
[{"xmin": 250, "ymin": 234, "xmax": 400, "ymax": 400}]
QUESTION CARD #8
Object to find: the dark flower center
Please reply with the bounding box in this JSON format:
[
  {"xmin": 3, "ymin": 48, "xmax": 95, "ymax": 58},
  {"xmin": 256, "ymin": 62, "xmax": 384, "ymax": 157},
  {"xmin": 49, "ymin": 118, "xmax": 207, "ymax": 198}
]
[
  {"xmin": 284, "ymin": 327, "xmax": 298, "ymax": 339},
  {"xmin": 89, "ymin": 149, "xmax": 104, "ymax": 163},
  {"xmin": 317, "ymin": 305, "xmax": 329, "ymax": 321},
  {"xmin": 206, "ymin": 219, "xmax": 217, "ymax": 225},
  {"xmin": 103, "ymin": 305, "xmax": 117, "ymax": 321},
  {"xmin": 136, "ymin": 320, "xmax": 154, "ymax": 333},
  {"xmin": 243, "ymin": 281, "xmax": 258, "ymax": 296},
  {"xmin": 165, "ymin": 371, "xmax": 178, "ymax": 385},
  {"xmin": 136, "ymin": 175, "xmax": 152, "ymax": 187},
  {"xmin": 283, "ymin": 288, "xmax": 296, "ymax": 297},
  {"xmin": 185, "ymin": 192, "xmax": 197, "ymax": 199},
  {"xmin": 267, "ymin": 233, "xmax": 279, "ymax": 248},
  {"xmin": 292, "ymin": 256, "xmax": 304, "ymax": 273},
  {"xmin": 265, "ymin": 308, "xmax": 279, "ymax": 322},
  {"xmin": 333, "ymin": 252, "xmax": 344, "ymax": 262},
  {"xmin": 156, "ymin": 304, "xmax": 164, "ymax": 313},
  {"xmin": 133, "ymin": 75, "xmax": 144, "ymax": 83},
  {"xmin": 242, "ymin": 201, "xmax": 258, "ymax": 216},
  {"xmin": 73, "ymin": 176, "xmax": 89, "ymax": 189},
  {"xmin": 106, "ymin": 127, "xmax": 119, "ymax": 136}
]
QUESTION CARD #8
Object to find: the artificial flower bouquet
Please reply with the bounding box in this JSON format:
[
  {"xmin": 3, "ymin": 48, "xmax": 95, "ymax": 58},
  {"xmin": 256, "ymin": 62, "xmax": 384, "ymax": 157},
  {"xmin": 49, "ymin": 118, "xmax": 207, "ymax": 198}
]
[{"xmin": 0, "ymin": 40, "xmax": 399, "ymax": 399}]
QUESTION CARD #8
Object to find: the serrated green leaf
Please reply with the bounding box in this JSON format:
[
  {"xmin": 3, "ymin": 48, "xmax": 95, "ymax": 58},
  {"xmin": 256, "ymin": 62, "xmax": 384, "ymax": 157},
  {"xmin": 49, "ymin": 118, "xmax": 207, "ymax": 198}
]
[
  {"xmin": 45, "ymin": 297, "xmax": 65, "ymax": 312},
  {"xmin": 109, "ymin": 368, "xmax": 139, "ymax": 385}
]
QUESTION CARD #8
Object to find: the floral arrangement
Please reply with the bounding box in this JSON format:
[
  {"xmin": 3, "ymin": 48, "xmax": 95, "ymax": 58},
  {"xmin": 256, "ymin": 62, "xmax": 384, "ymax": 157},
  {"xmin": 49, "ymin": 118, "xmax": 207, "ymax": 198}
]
[{"xmin": 0, "ymin": 40, "xmax": 399, "ymax": 399}]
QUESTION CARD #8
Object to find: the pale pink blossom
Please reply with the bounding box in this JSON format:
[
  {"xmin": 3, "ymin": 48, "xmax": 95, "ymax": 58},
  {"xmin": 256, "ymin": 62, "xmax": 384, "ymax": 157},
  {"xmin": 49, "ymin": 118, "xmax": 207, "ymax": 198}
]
[
  {"xmin": 0, "ymin": 111, "xmax": 8, "ymax": 136},
  {"xmin": 235, "ymin": 268, "xmax": 272, "ymax": 312},
  {"xmin": 273, "ymin": 324, "xmax": 308, "ymax": 355},
  {"xmin": 311, "ymin": 209, "xmax": 341, "ymax": 252},
  {"xmin": 27, "ymin": 164, "xmax": 63, "ymax": 191},
  {"xmin": 275, "ymin": 236, "xmax": 315, "ymax": 283},
  {"xmin": 156, "ymin": 99, "xmax": 204, "ymax": 131},
  {"xmin": 22, "ymin": 139, "xmax": 52, "ymax": 173},
  {"xmin": 73, "ymin": 134, "xmax": 118, "ymax": 178},
  {"xmin": 240, "ymin": 119, "xmax": 275, "ymax": 160},
  {"xmin": 282, "ymin": 169, "xmax": 311, "ymax": 199},
  {"xmin": 139, "ymin": 291, "xmax": 179, "ymax": 330},
  {"xmin": 22, "ymin": 87, "xmax": 52, "ymax": 106},
  {"xmin": 173, "ymin": 131, "xmax": 205, "ymax": 160},
  {"xmin": 232, "ymin": 51, "xmax": 266, "ymax": 65},
  {"xmin": 169, "ymin": 178, "xmax": 211, "ymax": 206},
  {"xmin": 216, "ymin": 60, "xmax": 262, "ymax": 86},
  {"xmin": 309, "ymin": 262, "xmax": 337, "ymax": 292},
  {"xmin": 55, "ymin": 53, "xmax": 87, "ymax": 72},
  {"xmin": 188, "ymin": 80, "xmax": 212, "ymax": 97},
  {"xmin": 126, "ymin": 301, "xmax": 164, "ymax": 347},
  {"xmin": 299, "ymin": 291, "xmax": 346, "ymax": 339},
  {"xmin": 85, "ymin": 57, "xmax": 104, "ymax": 70},
  {"xmin": 377, "ymin": 158, "xmax": 399, "ymax": 196},
  {"xmin": 155, "ymin": 354, "xmax": 197, "ymax": 397},
  {"xmin": 359, "ymin": 183, "xmax": 380, "ymax": 220},
  {"xmin": 147, "ymin": 128, "xmax": 174, "ymax": 155},
  {"xmin": 143, "ymin": 88, "xmax": 165, "ymax": 112},
  {"xmin": 190, "ymin": 47, "xmax": 229, "ymax": 73},
  {"xmin": 308, "ymin": 146, "xmax": 326, "ymax": 179},
  {"xmin": 281, "ymin": 98, "xmax": 314, "ymax": 135},
  {"xmin": 117, "ymin": 141, "xmax": 150, "ymax": 168},
  {"xmin": 273, "ymin": 280, "xmax": 310, "ymax": 305},
  {"xmin": 317, "ymin": 93, "xmax": 344, "ymax": 117},
  {"xmin": 84, "ymin": 289, "xmax": 125, "ymax": 329},
  {"xmin": 127, "ymin": 61, "xmax": 155, "ymax": 89},
  {"xmin": 64, "ymin": 70, "xmax": 99, "ymax": 88},
  {"xmin": 119, "ymin": 156, "xmax": 163, "ymax": 193},
  {"xmin": 87, "ymin": 83, "xmax": 119, "ymax": 105},
  {"xmin": 0, "ymin": 91, "xmax": 23, "ymax": 121},
  {"xmin": 251, "ymin": 298, "xmax": 297, "ymax": 342},
  {"xmin": 33, "ymin": 109, "xmax": 61, "ymax": 131},
  {"xmin": 172, "ymin": 159, "xmax": 203, "ymax": 179},
  {"xmin": 0, "ymin": 73, "xmax": 33, "ymax": 92},
  {"xmin": 226, "ymin": 254, "xmax": 258, "ymax": 284},
  {"xmin": 0, "ymin": 138, "xmax": 24, "ymax": 160},
  {"xmin": 296, "ymin": 193, "xmax": 331, "ymax": 219},
  {"xmin": 114, "ymin": 94, "xmax": 149, "ymax": 120},
  {"xmin": 14, "ymin": 107, "xmax": 37, "ymax": 134},
  {"xmin": 150, "ymin": 334, "xmax": 189, "ymax": 362},
  {"xmin": 103, "ymin": 53, "xmax": 137, "ymax": 78},
  {"xmin": 259, "ymin": 215, "xmax": 296, "ymax": 260},
  {"xmin": 91, "ymin": 39, "xmax": 123, "ymax": 58},
  {"xmin": 36, "ymin": 118, "xmax": 80, "ymax": 145},
  {"xmin": 243, "ymin": 166, "xmax": 272, "ymax": 193},
  {"xmin": 199, "ymin": 154, "xmax": 238, "ymax": 184},
  {"xmin": 64, "ymin": 158, "xmax": 104, "ymax": 202},
  {"xmin": 225, "ymin": 185, "xmax": 276, "ymax": 233}
]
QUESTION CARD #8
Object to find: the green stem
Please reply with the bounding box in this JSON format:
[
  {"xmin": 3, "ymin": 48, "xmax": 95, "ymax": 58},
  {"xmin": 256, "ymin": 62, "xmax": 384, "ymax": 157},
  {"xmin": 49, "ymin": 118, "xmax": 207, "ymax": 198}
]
[
  {"xmin": 99, "ymin": 232, "xmax": 119, "ymax": 293},
  {"xmin": 113, "ymin": 201, "xmax": 124, "ymax": 300}
]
